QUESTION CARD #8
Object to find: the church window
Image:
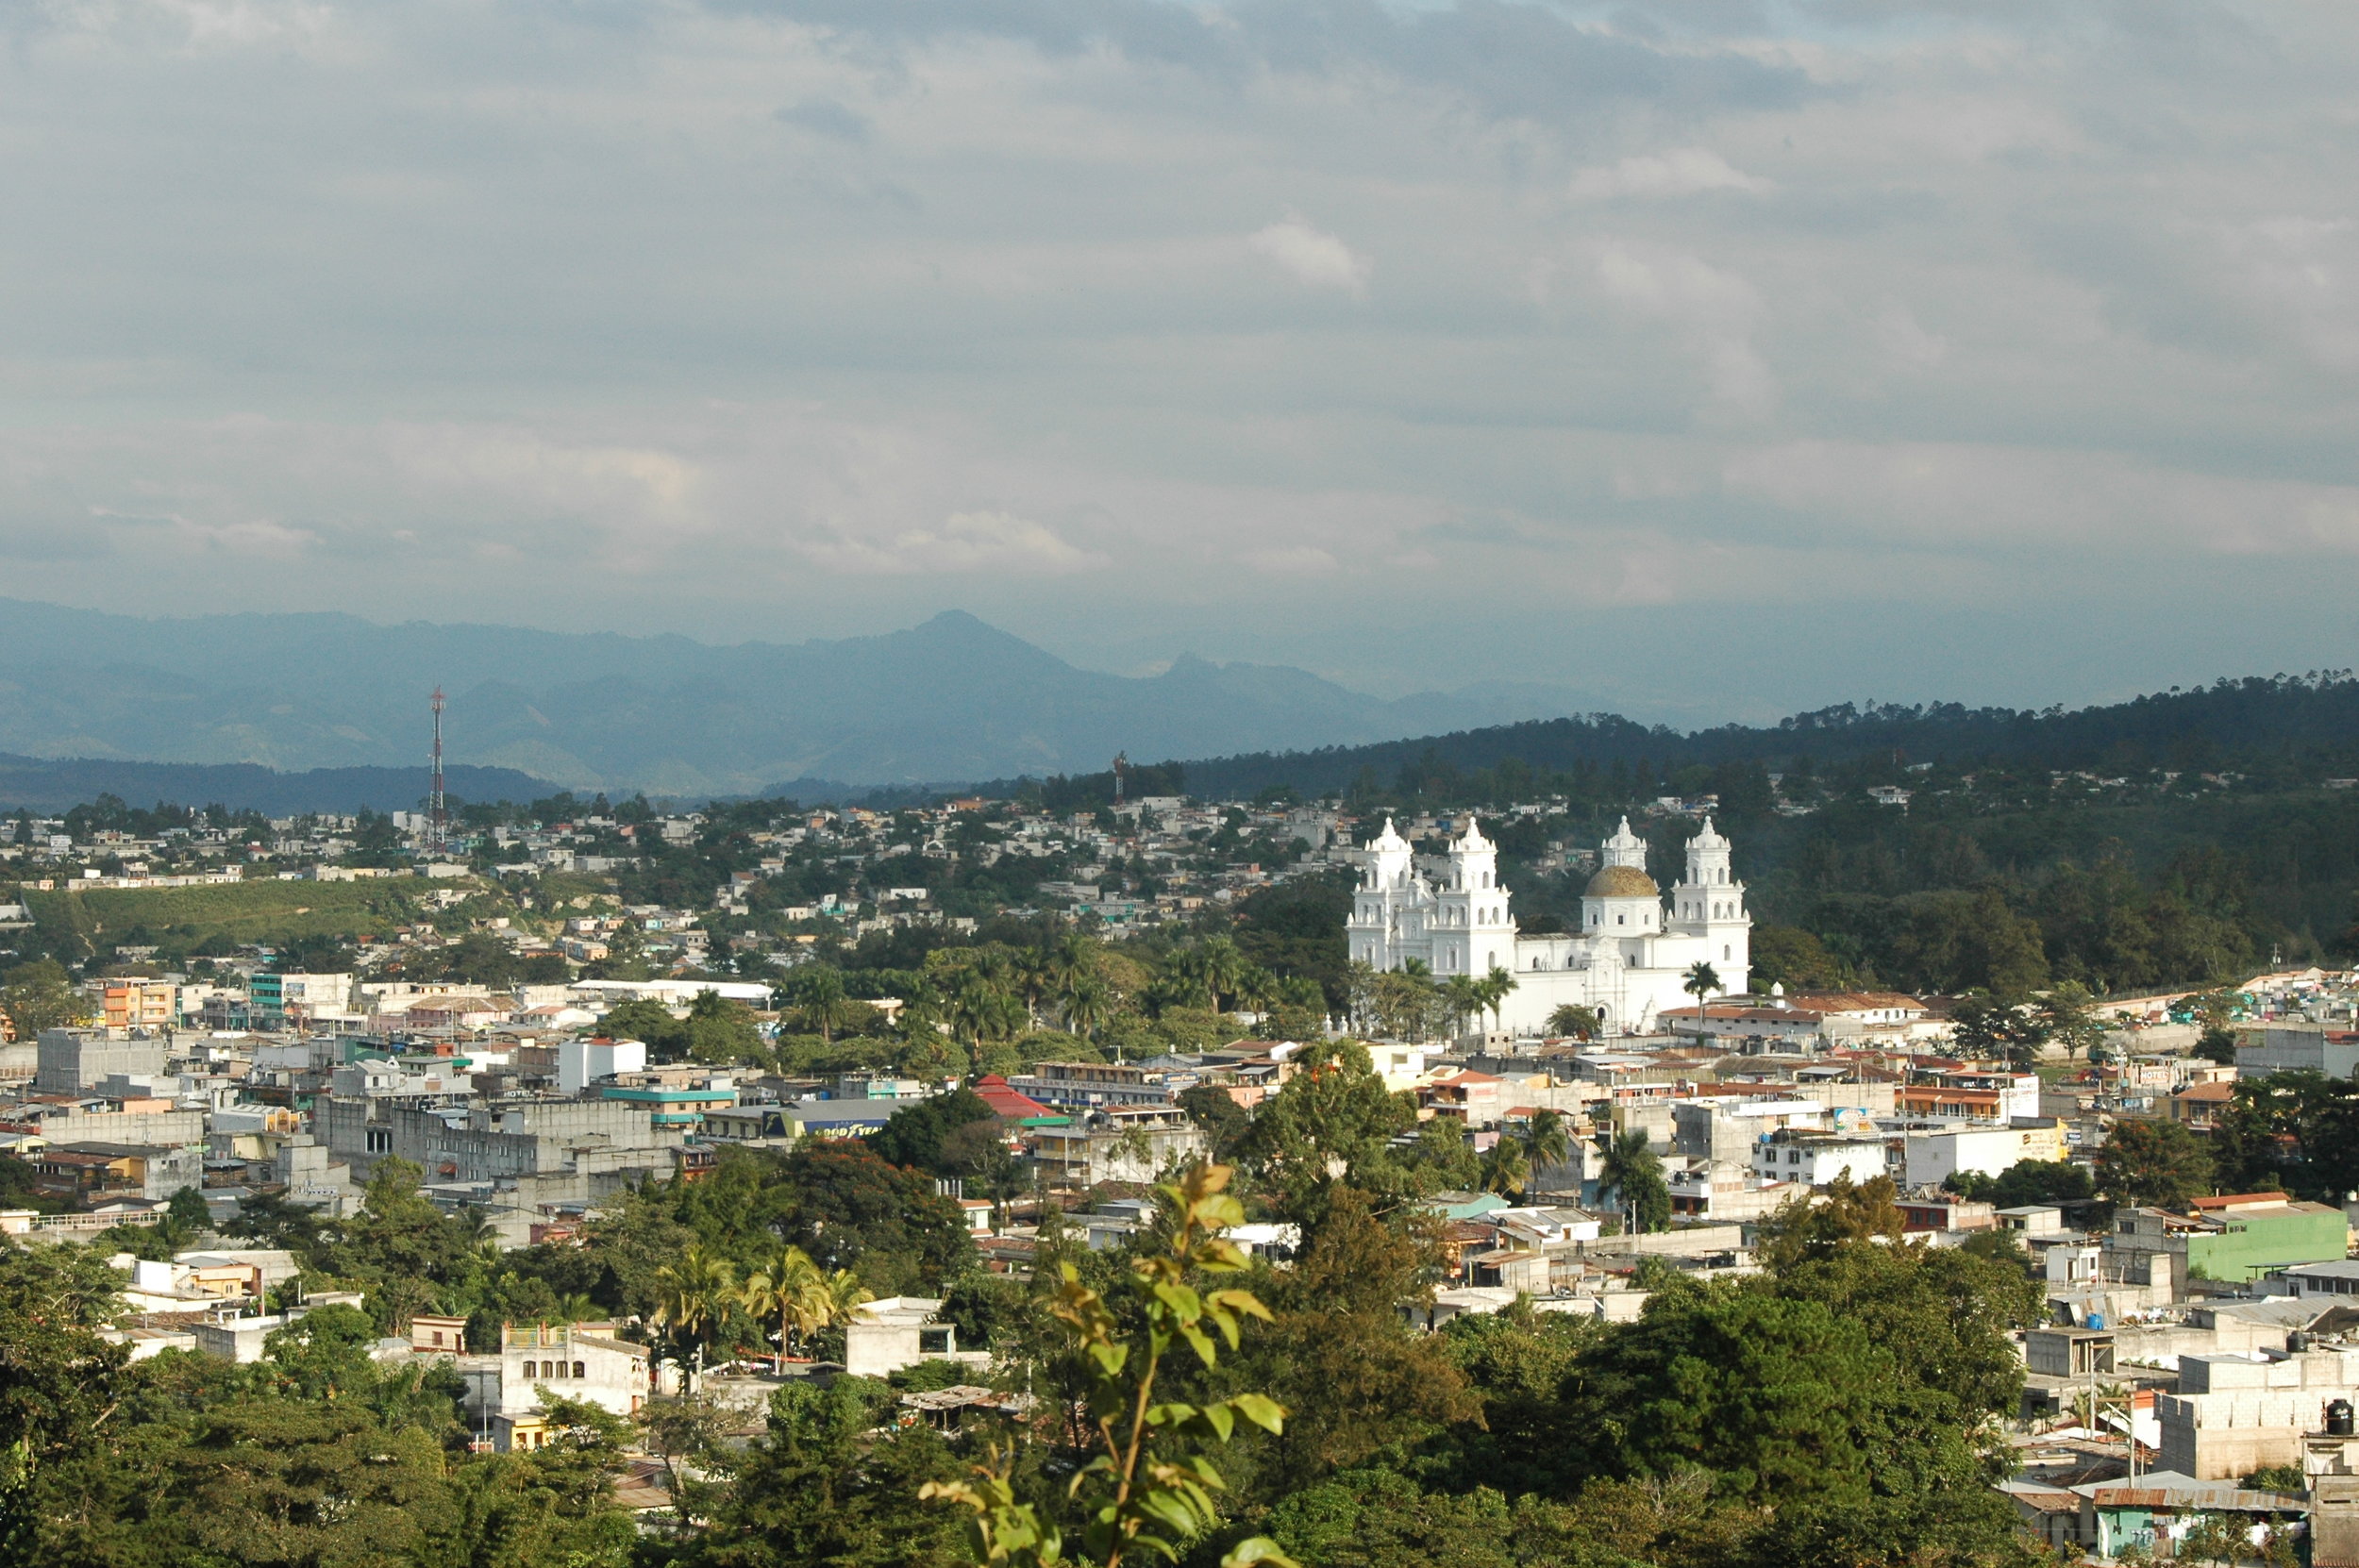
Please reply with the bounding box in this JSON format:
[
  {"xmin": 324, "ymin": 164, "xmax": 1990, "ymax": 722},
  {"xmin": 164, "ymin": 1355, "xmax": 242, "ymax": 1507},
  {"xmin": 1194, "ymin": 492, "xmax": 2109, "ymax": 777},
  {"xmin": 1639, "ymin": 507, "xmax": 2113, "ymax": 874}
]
[{"xmin": 1723, "ymin": 945, "xmax": 1731, "ymax": 960}]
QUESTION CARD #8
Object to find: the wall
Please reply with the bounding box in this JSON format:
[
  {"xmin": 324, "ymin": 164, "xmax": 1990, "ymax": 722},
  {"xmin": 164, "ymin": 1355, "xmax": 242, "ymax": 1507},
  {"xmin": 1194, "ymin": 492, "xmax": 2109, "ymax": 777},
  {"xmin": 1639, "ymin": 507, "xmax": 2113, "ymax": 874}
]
[
  {"xmin": 34, "ymin": 1031, "xmax": 167, "ymax": 1094},
  {"xmin": 2186, "ymin": 1209, "xmax": 2351, "ymax": 1282}
]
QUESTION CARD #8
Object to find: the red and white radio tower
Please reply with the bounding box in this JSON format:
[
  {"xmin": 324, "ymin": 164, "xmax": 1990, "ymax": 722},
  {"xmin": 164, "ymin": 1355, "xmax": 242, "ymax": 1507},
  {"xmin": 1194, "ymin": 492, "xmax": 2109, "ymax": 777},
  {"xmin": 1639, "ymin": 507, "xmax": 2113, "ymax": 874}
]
[{"xmin": 429, "ymin": 687, "xmax": 447, "ymax": 855}]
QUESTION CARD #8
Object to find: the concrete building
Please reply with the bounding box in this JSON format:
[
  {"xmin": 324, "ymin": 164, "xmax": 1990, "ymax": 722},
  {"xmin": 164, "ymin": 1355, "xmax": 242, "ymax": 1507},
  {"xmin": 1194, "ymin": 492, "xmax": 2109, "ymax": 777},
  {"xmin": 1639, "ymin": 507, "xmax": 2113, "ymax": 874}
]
[
  {"xmin": 2158, "ymin": 1345, "xmax": 2359, "ymax": 1480},
  {"xmin": 843, "ymin": 1297, "xmax": 989, "ymax": 1379},
  {"xmin": 2239, "ymin": 1025, "xmax": 2359, "ymax": 1081},
  {"xmin": 1751, "ymin": 1126, "xmax": 1888, "ymax": 1187},
  {"xmin": 2108, "ymin": 1193, "xmax": 2350, "ymax": 1293},
  {"xmin": 322, "ymin": 1094, "xmax": 684, "ymax": 1185},
  {"xmin": 1899, "ymin": 1121, "xmax": 2068, "ymax": 1188},
  {"xmin": 1024, "ymin": 1109, "xmax": 1207, "ymax": 1189},
  {"xmin": 35, "ymin": 1030, "xmax": 167, "ymax": 1094},
  {"xmin": 1670, "ymin": 1097, "xmax": 1828, "ymax": 1165},
  {"xmin": 32, "ymin": 1141, "xmax": 202, "ymax": 1200},
  {"xmin": 101, "ymin": 980, "xmax": 177, "ymax": 1032},
  {"xmin": 559, "ymin": 1037, "xmax": 647, "ymax": 1095}
]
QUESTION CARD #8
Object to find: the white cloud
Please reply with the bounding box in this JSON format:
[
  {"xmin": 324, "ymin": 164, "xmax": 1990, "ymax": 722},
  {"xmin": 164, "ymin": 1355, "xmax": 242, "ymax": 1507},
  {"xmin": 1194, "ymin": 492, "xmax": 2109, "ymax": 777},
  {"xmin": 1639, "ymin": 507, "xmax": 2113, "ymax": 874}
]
[
  {"xmin": 1594, "ymin": 243, "xmax": 1777, "ymax": 419},
  {"xmin": 1567, "ymin": 148, "xmax": 1770, "ymax": 201},
  {"xmin": 1248, "ymin": 218, "xmax": 1371, "ymax": 295}
]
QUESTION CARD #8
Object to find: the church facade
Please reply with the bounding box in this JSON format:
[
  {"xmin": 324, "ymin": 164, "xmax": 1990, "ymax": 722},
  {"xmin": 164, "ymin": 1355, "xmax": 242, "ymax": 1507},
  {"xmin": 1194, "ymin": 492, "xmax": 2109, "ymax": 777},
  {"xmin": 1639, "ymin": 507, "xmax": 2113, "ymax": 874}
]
[{"xmin": 1344, "ymin": 814, "xmax": 1749, "ymax": 1036}]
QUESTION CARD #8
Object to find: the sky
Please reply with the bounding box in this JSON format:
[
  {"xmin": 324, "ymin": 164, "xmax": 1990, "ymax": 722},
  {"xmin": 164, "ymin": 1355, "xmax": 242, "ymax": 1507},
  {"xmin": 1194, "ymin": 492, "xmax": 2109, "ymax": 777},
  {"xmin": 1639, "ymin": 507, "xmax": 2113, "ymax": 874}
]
[{"xmin": 1, "ymin": 0, "xmax": 2356, "ymax": 726}]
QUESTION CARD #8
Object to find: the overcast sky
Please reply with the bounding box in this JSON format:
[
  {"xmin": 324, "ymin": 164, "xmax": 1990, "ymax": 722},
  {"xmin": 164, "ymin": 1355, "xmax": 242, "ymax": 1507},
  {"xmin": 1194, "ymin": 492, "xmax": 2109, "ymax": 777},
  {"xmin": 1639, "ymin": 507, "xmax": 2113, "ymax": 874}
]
[{"xmin": 1, "ymin": 0, "xmax": 2354, "ymax": 724}]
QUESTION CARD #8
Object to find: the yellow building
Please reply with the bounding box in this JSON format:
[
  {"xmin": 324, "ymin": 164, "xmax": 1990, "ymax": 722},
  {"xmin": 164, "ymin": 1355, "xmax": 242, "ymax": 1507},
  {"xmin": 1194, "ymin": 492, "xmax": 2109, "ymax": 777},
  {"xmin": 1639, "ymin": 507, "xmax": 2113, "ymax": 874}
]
[{"xmin": 103, "ymin": 981, "xmax": 177, "ymax": 1032}]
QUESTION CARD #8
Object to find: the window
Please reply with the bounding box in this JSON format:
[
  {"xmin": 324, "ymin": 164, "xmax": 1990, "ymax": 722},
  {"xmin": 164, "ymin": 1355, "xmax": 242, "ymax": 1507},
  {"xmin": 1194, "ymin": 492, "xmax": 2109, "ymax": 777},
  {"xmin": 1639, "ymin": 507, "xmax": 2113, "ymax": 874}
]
[
  {"xmin": 524, "ymin": 1360, "xmax": 537, "ymax": 1377},
  {"xmin": 430, "ymin": 1330, "xmax": 444, "ymax": 1346},
  {"xmin": 574, "ymin": 1361, "xmax": 587, "ymax": 1378}
]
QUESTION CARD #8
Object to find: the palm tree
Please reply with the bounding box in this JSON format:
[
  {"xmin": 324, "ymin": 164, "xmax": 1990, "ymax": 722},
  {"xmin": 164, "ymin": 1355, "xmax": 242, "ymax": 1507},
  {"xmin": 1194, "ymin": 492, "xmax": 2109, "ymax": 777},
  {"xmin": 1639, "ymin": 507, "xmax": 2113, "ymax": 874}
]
[
  {"xmin": 820, "ymin": 1268, "xmax": 875, "ymax": 1352},
  {"xmin": 1519, "ymin": 1108, "xmax": 1571, "ymax": 1174},
  {"xmin": 1061, "ymin": 974, "xmax": 1114, "ymax": 1041},
  {"xmin": 1442, "ymin": 974, "xmax": 1484, "ymax": 1040},
  {"xmin": 650, "ymin": 1244, "xmax": 738, "ymax": 1391},
  {"xmin": 1595, "ymin": 1127, "xmax": 1669, "ymax": 1235},
  {"xmin": 737, "ymin": 1243, "xmax": 824, "ymax": 1373},
  {"xmin": 788, "ymin": 964, "xmax": 852, "ymax": 1043},
  {"xmin": 950, "ymin": 969, "xmax": 1023, "ymax": 1055},
  {"xmin": 1480, "ymin": 963, "xmax": 1519, "ymax": 1033},
  {"xmin": 1479, "ymin": 1139, "xmax": 1531, "ymax": 1200},
  {"xmin": 1681, "ymin": 960, "xmax": 1723, "ymax": 1040}
]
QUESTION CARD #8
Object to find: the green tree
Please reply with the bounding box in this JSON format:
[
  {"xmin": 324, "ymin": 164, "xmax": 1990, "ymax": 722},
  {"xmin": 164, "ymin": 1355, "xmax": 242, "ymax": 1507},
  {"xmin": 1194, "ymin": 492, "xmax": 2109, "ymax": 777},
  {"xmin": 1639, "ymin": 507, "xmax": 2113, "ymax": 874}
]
[
  {"xmin": 595, "ymin": 996, "xmax": 690, "ymax": 1059},
  {"xmin": 1544, "ymin": 1003, "xmax": 1601, "ymax": 1042},
  {"xmin": 0, "ymin": 961, "xmax": 87, "ymax": 1039},
  {"xmin": 1478, "ymin": 1141, "xmax": 1530, "ymax": 1200},
  {"xmin": 1234, "ymin": 1041, "xmax": 1419, "ymax": 1226},
  {"xmin": 2096, "ymin": 1118, "xmax": 2215, "ymax": 1211},
  {"xmin": 1755, "ymin": 1174, "xmax": 1905, "ymax": 1273},
  {"xmin": 679, "ymin": 1376, "xmax": 966, "ymax": 1568}
]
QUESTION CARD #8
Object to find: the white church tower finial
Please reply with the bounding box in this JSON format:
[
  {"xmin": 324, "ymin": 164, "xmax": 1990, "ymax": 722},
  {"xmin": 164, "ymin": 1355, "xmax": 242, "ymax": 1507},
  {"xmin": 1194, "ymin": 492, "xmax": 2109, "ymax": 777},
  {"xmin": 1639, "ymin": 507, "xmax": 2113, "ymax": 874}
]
[{"xmin": 1601, "ymin": 815, "xmax": 1648, "ymax": 870}]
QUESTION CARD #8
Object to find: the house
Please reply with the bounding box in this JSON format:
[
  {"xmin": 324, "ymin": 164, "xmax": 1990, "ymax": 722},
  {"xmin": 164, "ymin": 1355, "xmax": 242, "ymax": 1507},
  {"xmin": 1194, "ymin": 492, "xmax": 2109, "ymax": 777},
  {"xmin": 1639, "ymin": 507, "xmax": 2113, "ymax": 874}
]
[
  {"xmin": 2156, "ymin": 1345, "xmax": 2359, "ymax": 1479},
  {"xmin": 1024, "ymin": 1109, "xmax": 1206, "ymax": 1189},
  {"xmin": 2108, "ymin": 1193, "xmax": 2349, "ymax": 1291},
  {"xmin": 32, "ymin": 1141, "xmax": 203, "ymax": 1200},
  {"xmin": 2064, "ymin": 1471, "xmax": 2306, "ymax": 1560},
  {"xmin": 2170, "ymin": 1078, "xmax": 2236, "ymax": 1130},
  {"xmin": 1900, "ymin": 1122, "xmax": 2068, "ymax": 1188},
  {"xmin": 842, "ymin": 1297, "xmax": 989, "ymax": 1378},
  {"xmin": 1751, "ymin": 1126, "xmax": 1887, "ymax": 1187},
  {"xmin": 970, "ymin": 1076, "xmax": 1062, "ymax": 1125}
]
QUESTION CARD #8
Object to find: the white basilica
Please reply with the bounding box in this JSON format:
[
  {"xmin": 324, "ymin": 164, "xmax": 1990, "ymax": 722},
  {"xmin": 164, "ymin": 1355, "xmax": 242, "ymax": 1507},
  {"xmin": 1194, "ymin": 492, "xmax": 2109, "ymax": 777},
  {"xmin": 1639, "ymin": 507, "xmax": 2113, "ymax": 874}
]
[{"xmin": 1344, "ymin": 814, "xmax": 1750, "ymax": 1036}]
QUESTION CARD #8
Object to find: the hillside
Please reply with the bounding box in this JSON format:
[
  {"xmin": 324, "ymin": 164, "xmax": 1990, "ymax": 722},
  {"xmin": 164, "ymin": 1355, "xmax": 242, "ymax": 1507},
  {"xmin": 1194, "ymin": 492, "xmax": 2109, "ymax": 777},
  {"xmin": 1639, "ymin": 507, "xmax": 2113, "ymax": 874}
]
[
  {"xmin": 0, "ymin": 755, "xmax": 551, "ymax": 815},
  {"xmin": 1169, "ymin": 673, "xmax": 2359, "ymax": 800}
]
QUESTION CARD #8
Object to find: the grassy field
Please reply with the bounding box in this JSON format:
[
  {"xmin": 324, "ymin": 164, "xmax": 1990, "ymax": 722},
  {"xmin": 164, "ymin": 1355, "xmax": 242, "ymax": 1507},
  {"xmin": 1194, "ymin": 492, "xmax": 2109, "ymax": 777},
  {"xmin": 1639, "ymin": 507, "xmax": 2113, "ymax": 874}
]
[{"xmin": 17, "ymin": 876, "xmax": 451, "ymax": 955}]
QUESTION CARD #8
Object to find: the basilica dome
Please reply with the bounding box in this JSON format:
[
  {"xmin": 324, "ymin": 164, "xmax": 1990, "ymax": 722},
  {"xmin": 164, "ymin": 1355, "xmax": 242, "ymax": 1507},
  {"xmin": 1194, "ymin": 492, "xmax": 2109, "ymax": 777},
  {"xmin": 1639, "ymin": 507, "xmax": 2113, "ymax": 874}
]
[{"xmin": 1584, "ymin": 864, "xmax": 1660, "ymax": 898}]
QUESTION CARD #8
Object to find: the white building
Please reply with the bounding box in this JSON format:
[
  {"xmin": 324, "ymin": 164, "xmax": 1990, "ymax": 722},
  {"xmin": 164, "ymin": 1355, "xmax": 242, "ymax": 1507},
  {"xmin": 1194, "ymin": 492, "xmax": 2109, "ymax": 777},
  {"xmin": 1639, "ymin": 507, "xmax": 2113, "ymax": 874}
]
[
  {"xmin": 1753, "ymin": 1128, "xmax": 1890, "ymax": 1187},
  {"xmin": 559, "ymin": 1037, "xmax": 648, "ymax": 1095},
  {"xmin": 1346, "ymin": 815, "xmax": 1749, "ymax": 1035},
  {"xmin": 1901, "ymin": 1122, "xmax": 2069, "ymax": 1188}
]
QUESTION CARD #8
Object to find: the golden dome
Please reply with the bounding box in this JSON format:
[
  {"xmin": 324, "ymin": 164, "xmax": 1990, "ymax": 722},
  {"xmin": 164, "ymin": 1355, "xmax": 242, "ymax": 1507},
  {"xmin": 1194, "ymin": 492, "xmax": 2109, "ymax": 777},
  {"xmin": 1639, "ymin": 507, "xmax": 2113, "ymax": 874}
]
[{"xmin": 1585, "ymin": 864, "xmax": 1660, "ymax": 898}]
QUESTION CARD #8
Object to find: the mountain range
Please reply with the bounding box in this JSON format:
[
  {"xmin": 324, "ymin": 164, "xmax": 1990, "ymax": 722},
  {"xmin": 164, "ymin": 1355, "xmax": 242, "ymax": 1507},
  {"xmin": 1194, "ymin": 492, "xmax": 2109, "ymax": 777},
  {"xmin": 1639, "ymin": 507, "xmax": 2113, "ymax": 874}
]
[{"xmin": 0, "ymin": 600, "xmax": 1598, "ymax": 796}]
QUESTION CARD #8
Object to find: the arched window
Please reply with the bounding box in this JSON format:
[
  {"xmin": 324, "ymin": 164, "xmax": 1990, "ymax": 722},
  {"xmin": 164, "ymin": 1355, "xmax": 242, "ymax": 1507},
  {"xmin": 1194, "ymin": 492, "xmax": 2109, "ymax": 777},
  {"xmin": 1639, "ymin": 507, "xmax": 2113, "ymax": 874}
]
[
  {"xmin": 524, "ymin": 1360, "xmax": 537, "ymax": 1378},
  {"xmin": 574, "ymin": 1361, "xmax": 587, "ymax": 1379}
]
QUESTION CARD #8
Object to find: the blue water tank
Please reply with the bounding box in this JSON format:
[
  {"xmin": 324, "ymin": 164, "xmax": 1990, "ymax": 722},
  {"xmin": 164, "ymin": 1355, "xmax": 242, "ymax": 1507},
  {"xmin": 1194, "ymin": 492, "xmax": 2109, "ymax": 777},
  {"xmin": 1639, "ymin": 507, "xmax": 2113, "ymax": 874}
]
[{"xmin": 2085, "ymin": 1312, "xmax": 2106, "ymax": 1329}]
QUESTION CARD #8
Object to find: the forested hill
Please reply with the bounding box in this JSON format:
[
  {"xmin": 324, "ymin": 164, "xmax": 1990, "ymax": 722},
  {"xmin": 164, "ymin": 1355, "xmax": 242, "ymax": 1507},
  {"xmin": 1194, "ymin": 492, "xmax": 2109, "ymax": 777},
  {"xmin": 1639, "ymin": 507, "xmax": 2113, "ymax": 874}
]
[
  {"xmin": 1129, "ymin": 673, "xmax": 2359, "ymax": 997},
  {"xmin": 1173, "ymin": 672, "xmax": 2359, "ymax": 800}
]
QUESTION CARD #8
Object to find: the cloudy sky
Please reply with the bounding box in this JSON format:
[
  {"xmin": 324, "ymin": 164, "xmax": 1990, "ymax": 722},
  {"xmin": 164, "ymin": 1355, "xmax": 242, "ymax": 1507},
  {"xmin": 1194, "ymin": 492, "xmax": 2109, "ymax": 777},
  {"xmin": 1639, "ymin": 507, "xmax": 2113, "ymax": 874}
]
[{"xmin": 1, "ymin": 0, "xmax": 2355, "ymax": 724}]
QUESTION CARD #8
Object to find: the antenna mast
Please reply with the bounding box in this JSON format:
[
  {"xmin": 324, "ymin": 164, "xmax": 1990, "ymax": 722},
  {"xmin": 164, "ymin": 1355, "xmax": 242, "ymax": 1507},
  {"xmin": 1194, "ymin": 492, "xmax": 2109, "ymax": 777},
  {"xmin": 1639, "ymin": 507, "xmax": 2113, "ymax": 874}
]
[
  {"xmin": 1112, "ymin": 751, "xmax": 1130, "ymax": 806},
  {"xmin": 429, "ymin": 688, "xmax": 447, "ymax": 856}
]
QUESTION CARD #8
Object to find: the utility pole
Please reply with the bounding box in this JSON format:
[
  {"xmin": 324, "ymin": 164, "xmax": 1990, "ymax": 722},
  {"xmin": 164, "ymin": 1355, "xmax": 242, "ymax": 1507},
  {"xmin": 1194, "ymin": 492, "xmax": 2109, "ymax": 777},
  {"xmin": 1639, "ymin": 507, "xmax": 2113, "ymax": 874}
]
[{"xmin": 429, "ymin": 688, "xmax": 447, "ymax": 857}]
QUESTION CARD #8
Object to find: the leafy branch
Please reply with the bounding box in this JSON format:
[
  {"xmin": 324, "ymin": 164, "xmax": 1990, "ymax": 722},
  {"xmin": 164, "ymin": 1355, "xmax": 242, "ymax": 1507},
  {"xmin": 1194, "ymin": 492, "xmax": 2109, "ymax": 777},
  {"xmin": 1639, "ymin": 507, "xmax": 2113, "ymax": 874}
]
[{"xmin": 923, "ymin": 1163, "xmax": 1297, "ymax": 1568}]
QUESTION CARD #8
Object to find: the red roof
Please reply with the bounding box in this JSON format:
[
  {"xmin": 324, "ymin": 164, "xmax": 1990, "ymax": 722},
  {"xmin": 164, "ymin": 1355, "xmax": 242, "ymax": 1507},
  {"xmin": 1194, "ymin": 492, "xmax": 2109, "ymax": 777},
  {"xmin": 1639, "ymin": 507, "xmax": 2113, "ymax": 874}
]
[{"xmin": 971, "ymin": 1075, "xmax": 1053, "ymax": 1120}]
